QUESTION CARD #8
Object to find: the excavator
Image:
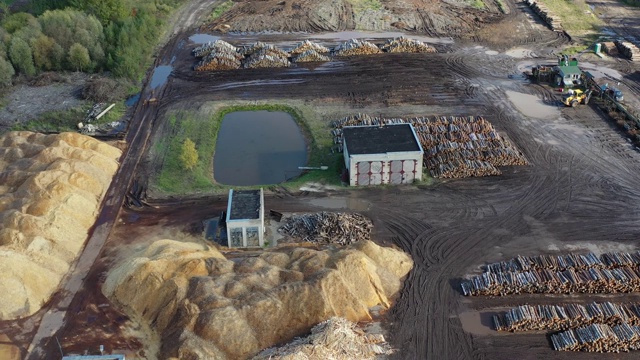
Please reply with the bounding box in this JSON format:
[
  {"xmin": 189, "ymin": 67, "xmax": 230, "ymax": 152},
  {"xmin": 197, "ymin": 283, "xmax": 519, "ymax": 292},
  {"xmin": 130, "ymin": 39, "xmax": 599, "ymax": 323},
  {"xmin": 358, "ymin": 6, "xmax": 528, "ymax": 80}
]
[{"xmin": 562, "ymin": 88, "xmax": 593, "ymax": 107}]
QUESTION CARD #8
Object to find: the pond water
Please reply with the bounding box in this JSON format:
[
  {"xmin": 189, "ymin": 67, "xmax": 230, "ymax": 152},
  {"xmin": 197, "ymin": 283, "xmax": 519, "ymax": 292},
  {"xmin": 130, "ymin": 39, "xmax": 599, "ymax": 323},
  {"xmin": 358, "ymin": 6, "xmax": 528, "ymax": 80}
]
[
  {"xmin": 125, "ymin": 93, "xmax": 140, "ymax": 106},
  {"xmin": 213, "ymin": 111, "xmax": 307, "ymax": 186},
  {"xmin": 150, "ymin": 65, "xmax": 173, "ymax": 89},
  {"xmin": 189, "ymin": 33, "xmax": 220, "ymax": 44}
]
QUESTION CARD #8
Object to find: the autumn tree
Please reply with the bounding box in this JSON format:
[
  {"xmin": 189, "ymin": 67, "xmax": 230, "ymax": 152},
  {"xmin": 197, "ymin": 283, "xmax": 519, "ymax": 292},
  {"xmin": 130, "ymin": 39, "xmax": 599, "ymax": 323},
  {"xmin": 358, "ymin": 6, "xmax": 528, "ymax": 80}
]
[
  {"xmin": 179, "ymin": 138, "xmax": 199, "ymax": 170},
  {"xmin": 68, "ymin": 43, "xmax": 90, "ymax": 71}
]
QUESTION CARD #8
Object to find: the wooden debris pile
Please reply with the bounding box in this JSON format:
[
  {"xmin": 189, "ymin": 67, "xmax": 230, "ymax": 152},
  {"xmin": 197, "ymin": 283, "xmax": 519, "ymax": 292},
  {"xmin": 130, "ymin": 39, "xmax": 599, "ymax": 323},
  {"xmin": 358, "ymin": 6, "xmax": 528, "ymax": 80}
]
[
  {"xmin": 525, "ymin": 0, "xmax": 562, "ymax": 31},
  {"xmin": 493, "ymin": 302, "xmax": 640, "ymax": 332},
  {"xmin": 615, "ymin": 40, "xmax": 640, "ymax": 61},
  {"xmin": 192, "ymin": 40, "xmax": 238, "ymax": 58},
  {"xmin": 278, "ymin": 212, "xmax": 373, "ymax": 245},
  {"xmin": 461, "ymin": 251, "xmax": 640, "ymax": 296},
  {"xmin": 290, "ymin": 40, "xmax": 330, "ymax": 56},
  {"xmin": 293, "ymin": 49, "xmax": 331, "ymax": 63},
  {"xmin": 551, "ymin": 323, "xmax": 640, "ymax": 352},
  {"xmin": 381, "ymin": 37, "xmax": 436, "ymax": 53},
  {"xmin": 334, "ymin": 39, "xmax": 382, "ymax": 57},
  {"xmin": 331, "ymin": 114, "xmax": 527, "ymax": 179}
]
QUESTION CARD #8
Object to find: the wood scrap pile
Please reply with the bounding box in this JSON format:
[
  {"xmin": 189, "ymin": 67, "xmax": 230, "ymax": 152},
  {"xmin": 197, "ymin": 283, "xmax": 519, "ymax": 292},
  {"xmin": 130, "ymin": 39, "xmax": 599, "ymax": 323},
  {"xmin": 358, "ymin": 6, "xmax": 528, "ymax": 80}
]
[
  {"xmin": 493, "ymin": 302, "xmax": 640, "ymax": 332},
  {"xmin": 290, "ymin": 40, "xmax": 330, "ymax": 55},
  {"xmin": 334, "ymin": 39, "xmax": 382, "ymax": 57},
  {"xmin": 331, "ymin": 114, "xmax": 527, "ymax": 179},
  {"xmin": 551, "ymin": 323, "xmax": 640, "ymax": 352},
  {"xmin": 192, "ymin": 40, "xmax": 238, "ymax": 58},
  {"xmin": 525, "ymin": 0, "xmax": 562, "ymax": 31},
  {"xmin": 380, "ymin": 36, "xmax": 437, "ymax": 53},
  {"xmin": 461, "ymin": 251, "xmax": 640, "ymax": 296},
  {"xmin": 278, "ymin": 212, "xmax": 373, "ymax": 245},
  {"xmin": 125, "ymin": 179, "xmax": 148, "ymax": 209},
  {"xmin": 615, "ymin": 40, "xmax": 640, "ymax": 61},
  {"xmin": 293, "ymin": 49, "xmax": 331, "ymax": 63}
]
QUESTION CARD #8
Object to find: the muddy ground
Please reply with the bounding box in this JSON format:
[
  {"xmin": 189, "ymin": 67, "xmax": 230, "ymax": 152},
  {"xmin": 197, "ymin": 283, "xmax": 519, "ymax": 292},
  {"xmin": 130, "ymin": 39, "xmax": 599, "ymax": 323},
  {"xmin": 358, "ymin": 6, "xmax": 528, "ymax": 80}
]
[{"xmin": 3, "ymin": 0, "xmax": 640, "ymax": 358}]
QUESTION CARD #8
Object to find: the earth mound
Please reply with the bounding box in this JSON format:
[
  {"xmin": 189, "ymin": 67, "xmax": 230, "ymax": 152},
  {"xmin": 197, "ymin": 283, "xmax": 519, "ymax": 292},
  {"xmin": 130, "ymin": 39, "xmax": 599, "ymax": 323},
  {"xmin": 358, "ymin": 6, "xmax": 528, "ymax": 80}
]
[
  {"xmin": 103, "ymin": 240, "xmax": 413, "ymax": 359},
  {"xmin": 0, "ymin": 131, "xmax": 121, "ymax": 320}
]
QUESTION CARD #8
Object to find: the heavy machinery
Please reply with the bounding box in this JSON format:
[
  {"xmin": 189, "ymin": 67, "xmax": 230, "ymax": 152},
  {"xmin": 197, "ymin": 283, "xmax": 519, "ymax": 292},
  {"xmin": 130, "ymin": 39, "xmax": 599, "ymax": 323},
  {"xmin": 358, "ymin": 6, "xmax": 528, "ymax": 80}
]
[{"xmin": 562, "ymin": 89, "xmax": 593, "ymax": 107}]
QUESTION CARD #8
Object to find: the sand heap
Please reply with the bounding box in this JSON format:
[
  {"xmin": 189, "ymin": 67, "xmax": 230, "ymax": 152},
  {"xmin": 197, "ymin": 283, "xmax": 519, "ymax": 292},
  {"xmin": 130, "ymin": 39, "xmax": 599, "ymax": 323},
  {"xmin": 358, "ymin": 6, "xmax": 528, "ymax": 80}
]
[
  {"xmin": 0, "ymin": 131, "xmax": 121, "ymax": 320},
  {"xmin": 103, "ymin": 240, "xmax": 413, "ymax": 359}
]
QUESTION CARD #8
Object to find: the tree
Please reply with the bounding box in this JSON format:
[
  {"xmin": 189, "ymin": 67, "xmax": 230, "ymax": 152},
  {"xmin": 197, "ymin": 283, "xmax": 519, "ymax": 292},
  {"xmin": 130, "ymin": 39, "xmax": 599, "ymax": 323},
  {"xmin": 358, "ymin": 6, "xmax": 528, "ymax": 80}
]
[
  {"xmin": 9, "ymin": 37, "xmax": 35, "ymax": 76},
  {"xmin": 68, "ymin": 43, "xmax": 89, "ymax": 71},
  {"xmin": 30, "ymin": 35, "xmax": 62, "ymax": 71},
  {"xmin": 69, "ymin": 0, "xmax": 127, "ymax": 24},
  {"xmin": 179, "ymin": 138, "xmax": 199, "ymax": 170},
  {"xmin": 0, "ymin": 56, "xmax": 14, "ymax": 86}
]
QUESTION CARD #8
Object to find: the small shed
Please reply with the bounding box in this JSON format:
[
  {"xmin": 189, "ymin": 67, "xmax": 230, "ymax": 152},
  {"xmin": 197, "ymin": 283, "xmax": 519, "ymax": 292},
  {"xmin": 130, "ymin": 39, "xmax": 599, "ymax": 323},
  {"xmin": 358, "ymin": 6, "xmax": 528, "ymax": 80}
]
[
  {"xmin": 342, "ymin": 124, "xmax": 424, "ymax": 186},
  {"xmin": 555, "ymin": 65, "xmax": 583, "ymax": 87},
  {"xmin": 226, "ymin": 189, "xmax": 265, "ymax": 247}
]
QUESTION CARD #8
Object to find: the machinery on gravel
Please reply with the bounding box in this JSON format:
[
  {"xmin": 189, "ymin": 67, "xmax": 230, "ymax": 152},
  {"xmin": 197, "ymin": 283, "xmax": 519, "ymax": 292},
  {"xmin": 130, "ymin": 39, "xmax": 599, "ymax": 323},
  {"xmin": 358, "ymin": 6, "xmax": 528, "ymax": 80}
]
[{"xmin": 562, "ymin": 89, "xmax": 592, "ymax": 107}]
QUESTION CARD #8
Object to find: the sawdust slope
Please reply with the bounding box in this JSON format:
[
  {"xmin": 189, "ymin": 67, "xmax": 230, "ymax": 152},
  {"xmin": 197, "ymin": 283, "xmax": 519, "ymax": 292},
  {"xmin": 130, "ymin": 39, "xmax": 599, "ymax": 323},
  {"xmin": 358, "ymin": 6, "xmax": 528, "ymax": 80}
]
[
  {"xmin": 0, "ymin": 131, "xmax": 121, "ymax": 320},
  {"xmin": 103, "ymin": 240, "xmax": 413, "ymax": 359}
]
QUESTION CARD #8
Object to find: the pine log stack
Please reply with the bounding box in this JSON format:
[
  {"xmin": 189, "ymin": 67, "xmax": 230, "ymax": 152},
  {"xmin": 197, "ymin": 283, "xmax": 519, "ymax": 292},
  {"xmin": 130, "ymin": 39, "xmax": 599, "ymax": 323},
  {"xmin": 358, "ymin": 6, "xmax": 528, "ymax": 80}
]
[
  {"xmin": 192, "ymin": 40, "xmax": 238, "ymax": 58},
  {"xmin": 551, "ymin": 323, "xmax": 640, "ymax": 352},
  {"xmin": 615, "ymin": 41, "xmax": 640, "ymax": 61},
  {"xmin": 293, "ymin": 49, "xmax": 331, "ymax": 63},
  {"xmin": 525, "ymin": 0, "xmax": 562, "ymax": 31},
  {"xmin": 194, "ymin": 52, "xmax": 242, "ymax": 71},
  {"xmin": 380, "ymin": 37, "xmax": 437, "ymax": 53},
  {"xmin": 278, "ymin": 212, "xmax": 373, "ymax": 245},
  {"xmin": 239, "ymin": 41, "xmax": 270, "ymax": 56},
  {"xmin": 243, "ymin": 47, "xmax": 291, "ymax": 69},
  {"xmin": 334, "ymin": 39, "xmax": 382, "ymax": 57},
  {"xmin": 290, "ymin": 40, "xmax": 330, "ymax": 56}
]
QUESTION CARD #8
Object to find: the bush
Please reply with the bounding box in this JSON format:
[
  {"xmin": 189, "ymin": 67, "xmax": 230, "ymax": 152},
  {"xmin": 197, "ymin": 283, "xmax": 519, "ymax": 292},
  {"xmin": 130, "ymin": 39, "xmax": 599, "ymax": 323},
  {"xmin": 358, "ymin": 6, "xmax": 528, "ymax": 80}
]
[
  {"xmin": 0, "ymin": 56, "xmax": 14, "ymax": 86},
  {"xmin": 180, "ymin": 138, "xmax": 199, "ymax": 170},
  {"xmin": 30, "ymin": 34, "xmax": 63, "ymax": 71},
  {"xmin": 9, "ymin": 37, "xmax": 35, "ymax": 76},
  {"xmin": 68, "ymin": 43, "xmax": 90, "ymax": 71}
]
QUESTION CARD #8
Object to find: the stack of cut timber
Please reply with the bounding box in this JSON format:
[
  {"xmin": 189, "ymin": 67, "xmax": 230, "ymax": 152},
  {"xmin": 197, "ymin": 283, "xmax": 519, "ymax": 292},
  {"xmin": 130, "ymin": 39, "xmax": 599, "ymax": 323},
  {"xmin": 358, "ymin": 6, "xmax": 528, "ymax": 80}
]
[
  {"xmin": 192, "ymin": 40, "xmax": 238, "ymax": 58},
  {"xmin": 240, "ymin": 41, "xmax": 269, "ymax": 56},
  {"xmin": 334, "ymin": 39, "xmax": 382, "ymax": 57},
  {"xmin": 602, "ymin": 42, "xmax": 618, "ymax": 56},
  {"xmin": 615, "ymin": 40, "xmax": 640, "ymax": 61},
  {"xmin": 551, "ymin": 323, "xmax": 640, "ymax": 352},
  {"xmin": 525, "ymin": 0, "xmax": 562, "ymax": 31},
  {"xmin": 278, "ymin": 212, "xmax": 373, "ymax": 245},
  {"xmin": 290, "ymin": 40, "xmax": 330, "ymax": 56},
  {"xmin": 380, "ymin": 37, "xmax": 437, "ymax": 53},
  {"xmin": 195, "ymin": 52, "xmax": 242, "ymax": 71},
  {"xmin": 293, "ymin": 49, "xmax": 331, "ymax": 63},
  {"xmin": 243, "ymin": 47, "xmax": 291, "ymax": 69}
]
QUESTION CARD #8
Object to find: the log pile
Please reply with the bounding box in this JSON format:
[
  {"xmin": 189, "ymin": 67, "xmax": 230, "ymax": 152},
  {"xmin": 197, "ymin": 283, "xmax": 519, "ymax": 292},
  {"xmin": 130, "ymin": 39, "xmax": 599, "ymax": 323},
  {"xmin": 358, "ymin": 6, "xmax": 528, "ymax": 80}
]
[
  {"xmin": 293, "ymin": 49, "xmax": 331, "ymax": 63},
  {"xmin": 331, "ymin": 114, "xmax": 527, "ymax": 179},
  {"xmin": 334, "ymin": 39, "xmax": 382, "ymax": 57},
  {"xmin": 240, "ymin": 41, "xmax": 269, "ymax": 56},
  {"xmin": 602, "ymin": 42, "xmax": 618, "ymax": 56},
  {"xmin": 461, "ymin": 251, "xmax": 640, "ymax": 296},
  {"xmin": 380, "ymin": 37, "xmax": 437, "ymax": 53},
  {"xmin": 525, "ymin": 0, "xmax": 562, "ymax": 31},
  {"xmin": 493, "ymin": 302, "xmax": 640, "ymax": 332},
  {"xmin": 243, "ymin": 47, "xmax": 291, "ymax": 69},
  {"xmin": 192, "ymin": 40, "xmax": 238, "ymax": 58},
  {"xmin": 551, "ymin": 323, "xmax": 640, "ymax": 352},
  {"xmin": 615, "ymin": 40, "xmax": 640, "ymax": 61},
  {"xmin": 278, "ymin": 212, "xmax": 373, "ymax": 245},
  {"xmin": 194, "ymin": 52, "xmax": 242, "ymax": 71},
  {"xmin": 290, "ymin": 40, "xmax": 330, "ymax": 56}
]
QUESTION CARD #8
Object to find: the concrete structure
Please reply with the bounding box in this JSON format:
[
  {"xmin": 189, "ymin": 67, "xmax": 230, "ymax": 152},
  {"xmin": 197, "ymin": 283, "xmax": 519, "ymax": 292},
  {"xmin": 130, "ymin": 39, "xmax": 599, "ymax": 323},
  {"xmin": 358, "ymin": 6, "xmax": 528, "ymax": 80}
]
[
  {"xmin": 226, "ymin": 189, "xmax": 265, "ymax": 247},
  {"xmin": 342, "ymin": 124, "xmax": 424, "ymax": 186}
]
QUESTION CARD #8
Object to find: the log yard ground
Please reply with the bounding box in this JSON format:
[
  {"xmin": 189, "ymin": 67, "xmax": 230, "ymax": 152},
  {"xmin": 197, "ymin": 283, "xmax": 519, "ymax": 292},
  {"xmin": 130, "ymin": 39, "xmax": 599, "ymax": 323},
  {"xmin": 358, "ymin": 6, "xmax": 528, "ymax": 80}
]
[{"xmin": 2, "ymin": 0, "xmax": 640, "ymax": 358}]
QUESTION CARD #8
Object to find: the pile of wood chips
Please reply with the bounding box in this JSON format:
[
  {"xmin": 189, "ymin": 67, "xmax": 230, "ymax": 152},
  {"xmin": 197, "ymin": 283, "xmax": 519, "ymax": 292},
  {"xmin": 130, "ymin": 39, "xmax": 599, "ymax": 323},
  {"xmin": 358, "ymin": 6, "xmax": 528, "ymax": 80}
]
[{"xmin": 278, "ymin": 212, "xmax": 373, "ymax": 245}]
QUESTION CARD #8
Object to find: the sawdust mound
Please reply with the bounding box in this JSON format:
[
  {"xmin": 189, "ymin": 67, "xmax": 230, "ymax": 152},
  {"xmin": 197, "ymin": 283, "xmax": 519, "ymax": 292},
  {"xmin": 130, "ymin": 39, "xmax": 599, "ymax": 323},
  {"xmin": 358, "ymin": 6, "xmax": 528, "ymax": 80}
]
[
  {"xmin": 103, "ymin": 240, "xmax": 413, "ymax": 359},
  {"xmin": 0, "ymin": 131, "xmax": 121, "ymax": 320}
]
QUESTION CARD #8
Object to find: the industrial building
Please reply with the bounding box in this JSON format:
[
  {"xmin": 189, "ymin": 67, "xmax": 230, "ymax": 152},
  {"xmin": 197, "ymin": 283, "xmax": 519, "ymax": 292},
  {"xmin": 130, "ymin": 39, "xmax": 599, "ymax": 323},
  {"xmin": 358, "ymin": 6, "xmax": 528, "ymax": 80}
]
[
  {"xmin": 342, "ymin": 124, "xmax": 424, "ymax": 186},
  {"xmin": 226, "ymin": 189, "xmax": 265, "ymax": 247}
]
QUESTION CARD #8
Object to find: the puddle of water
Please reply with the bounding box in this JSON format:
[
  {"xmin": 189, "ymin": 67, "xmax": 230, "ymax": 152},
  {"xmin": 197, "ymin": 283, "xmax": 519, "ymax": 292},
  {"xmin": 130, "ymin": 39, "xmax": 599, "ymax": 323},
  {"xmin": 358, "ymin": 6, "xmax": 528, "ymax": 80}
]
[
  {"xmin": 506, "ymin": 90, "xmax": 560, "ymax": 119},
  {"xmin": 214, "ymin": 111, "xmax": 308, "ymax": 186},
  {"xmin": 459, "ymin": 311, "xmax": 502, "ymax": 336},
  {"xmin": 485, "ymin": 50, "xmax": 499, "ymax": 55},
  {"xmin": 309, "ymin": 197, "xmax": 370, "ymax": 211},
  {"xmin": 579, "ymin": 62, "xmax": 622, "ymax": 80},
  {"xmin": 125, "ymin": 93, "xmax": 140, "ymax": 107},
  {"xmin": 189, "ymin": 33, "xmax": 220, "ymax": 44},
  {"xmin": 150, "ymin": 65, "xmax": 172, "ymax": 89}
]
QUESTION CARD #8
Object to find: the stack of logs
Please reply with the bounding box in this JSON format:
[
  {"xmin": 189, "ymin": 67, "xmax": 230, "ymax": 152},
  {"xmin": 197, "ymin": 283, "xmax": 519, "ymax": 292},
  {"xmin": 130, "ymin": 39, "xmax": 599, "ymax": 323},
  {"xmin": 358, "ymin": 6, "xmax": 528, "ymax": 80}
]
[
  {"xmin": 244, "ymin": 45, "xmax": 291, "ymax": 68},
  {"xmin": 551, "ymin": 323, "xmax": 640, "ymax": 352},
  {"xmin": 193, "ymin": 40, "xmax": 243, "ymax": 71},
  {"xmin": 331, "ymin": 114, "xmax": 528, "ymax": 179},
  {"xmin": 615, "ymin": 40, "xmax": 640, "ymax": 61},
  {"xmin": 461, "ymin": 251, "xmax": 640, "ymax": 296},
  {"xmin": 334, "ymin": 39, "xmax": 382, "ymax": 56},
  {"xmin": 278, "ymin": 212, "xmax": 373, "ymax": 245},
  {"xmin": 290, "ymin": 40, "xmax": 330, "ymax": 56},
  {"xmin": 293, "ymin": 49, "xmax": 331, "ymax": 63},
  {"xmin": 493, "ymin": 302, "xmax": 640, "ymax": 332},
  {"xmin": 525, "ymin": 0, "xmax": 562, "ymax": 31},
  {"xmin": 380, "ymin": 37, "xmax": 437, "ymax": 53}
]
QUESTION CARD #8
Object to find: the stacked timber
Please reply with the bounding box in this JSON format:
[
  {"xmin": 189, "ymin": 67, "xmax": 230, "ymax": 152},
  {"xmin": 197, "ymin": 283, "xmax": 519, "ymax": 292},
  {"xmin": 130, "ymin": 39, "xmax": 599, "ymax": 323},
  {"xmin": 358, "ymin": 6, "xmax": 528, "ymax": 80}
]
[
  {"xmin": 525, "ymin": 0, "xmax": 562, "ymax": 31},
  {"xmin": 192, "ymin": 40, "xmax": 238, "ymax": 58},
  {"xmin": 380, "ymin": 37, "xmax": 437, "ymax": 53},
  {"xmin": 293, "ymin": 49, "xmax": 331, "ymax": 63},
  {"xmin": 240, "ymin": 41, "xmax": 269, "ymax": 56},
  {"xmin": 278, "ymin": 212, "xmax": 373, "ymax": 245},
  {"xmin": 615, "ymin": 40, "xmax": 640, "ymax": 61},
  {"xmin": 290, "ymin": 40, "xmax": 330, "ymax": 55},
  {"xmin": 243, "ymin": 47, "xmax": 291, "ymax": 69},
  {"xmin": 334, "ymin": 39, "xmax": 382, "ymax": 57},
  {"xmin": 195, "ymin": 52, "xmax": 242, "ymax": 71},
  {"xmin": 602, "ymin": 42, "xmax": 618, "ymax": 56},
  {"xmin": 551, "ymin": 323, "xmax": 640, "ymax": 352}
]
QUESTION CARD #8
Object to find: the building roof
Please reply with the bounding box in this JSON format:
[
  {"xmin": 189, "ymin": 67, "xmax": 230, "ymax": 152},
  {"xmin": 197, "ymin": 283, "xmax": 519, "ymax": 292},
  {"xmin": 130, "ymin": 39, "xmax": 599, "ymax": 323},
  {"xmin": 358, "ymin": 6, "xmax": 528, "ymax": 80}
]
[
  {"xmin": 557, "ymin": 65, "xmax": 582, "ymax": 76},
  {"xmin": 343, "ymin": 124, "xmax": 422, "ymax": 155},
  {"xmin": 228, "ymin": 189, "xmax": 261, "ymax": 220}
]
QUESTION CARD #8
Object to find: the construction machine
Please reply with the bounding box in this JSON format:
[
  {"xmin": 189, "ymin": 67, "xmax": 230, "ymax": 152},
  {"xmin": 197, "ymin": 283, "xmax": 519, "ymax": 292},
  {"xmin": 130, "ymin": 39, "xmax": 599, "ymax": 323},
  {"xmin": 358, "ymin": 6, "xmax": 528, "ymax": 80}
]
[{"xmin": 562, "ymin": 89, "xmax": 593, "ymax": 107}]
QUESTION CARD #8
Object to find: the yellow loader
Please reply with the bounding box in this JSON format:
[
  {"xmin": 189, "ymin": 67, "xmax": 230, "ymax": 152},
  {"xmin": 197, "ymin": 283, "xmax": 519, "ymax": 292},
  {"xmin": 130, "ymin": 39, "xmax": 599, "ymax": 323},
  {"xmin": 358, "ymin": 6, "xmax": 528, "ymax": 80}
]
[{"xmin": 562, "ymin": 89, "xmax": 593, "ymax": 107}]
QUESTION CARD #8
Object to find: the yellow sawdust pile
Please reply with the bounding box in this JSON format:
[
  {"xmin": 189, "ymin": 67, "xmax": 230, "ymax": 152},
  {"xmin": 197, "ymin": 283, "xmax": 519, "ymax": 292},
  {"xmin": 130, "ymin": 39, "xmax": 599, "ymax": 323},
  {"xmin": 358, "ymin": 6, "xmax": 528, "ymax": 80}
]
[
  {"xmin": 103, "ymin": 240, "xmax": 413, "ymax": 359},
  {"xmin": 0, "ymin": 131, "xmax": 121, "ymax": 320}
]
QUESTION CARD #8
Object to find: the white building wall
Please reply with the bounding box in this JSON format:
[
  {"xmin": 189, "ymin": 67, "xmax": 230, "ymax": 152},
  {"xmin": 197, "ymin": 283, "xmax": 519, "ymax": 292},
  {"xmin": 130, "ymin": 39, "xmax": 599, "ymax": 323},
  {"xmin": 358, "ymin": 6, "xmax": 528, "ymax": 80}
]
[
  {"xmin": 348, "ymin": 151, "xmax": 423, "ymax": 186},
  {"xmin": 225, "ymin": 188, "xmax": 265, "ymax": 248}
]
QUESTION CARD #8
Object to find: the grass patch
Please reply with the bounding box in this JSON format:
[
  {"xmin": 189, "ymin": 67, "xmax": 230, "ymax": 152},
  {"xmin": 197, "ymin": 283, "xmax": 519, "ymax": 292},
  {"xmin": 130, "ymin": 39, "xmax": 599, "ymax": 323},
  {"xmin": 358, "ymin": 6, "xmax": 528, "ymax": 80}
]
[
  {"xmin": 468, "ymin": 0, "xmax": 485, "ymax": 9},
  {"xmin": 99, "ymin": 101, "xmax": 127, "ymax": 123},
  {"xmin": 11, "ymin": 107, "xmax": 88, "ymax": 132},
  {"xmin": 539, "ymin": 0, "xmax": 602, "ymax": 32},
  {"xmin": 210, "ymin": 0, "xmax": 234, "ymax": 20},
  {"xmin": 347, "ymin": 0, "xmax": 383, "ymax": 14}
]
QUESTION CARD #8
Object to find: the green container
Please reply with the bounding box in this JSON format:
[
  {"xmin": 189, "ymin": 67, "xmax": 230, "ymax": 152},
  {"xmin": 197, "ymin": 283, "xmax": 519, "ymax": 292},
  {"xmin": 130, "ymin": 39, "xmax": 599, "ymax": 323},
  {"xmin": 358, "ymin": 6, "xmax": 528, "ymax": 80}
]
[{"xmin": 594, "ymin": 43, "xmax": 601, "ymax": 53}]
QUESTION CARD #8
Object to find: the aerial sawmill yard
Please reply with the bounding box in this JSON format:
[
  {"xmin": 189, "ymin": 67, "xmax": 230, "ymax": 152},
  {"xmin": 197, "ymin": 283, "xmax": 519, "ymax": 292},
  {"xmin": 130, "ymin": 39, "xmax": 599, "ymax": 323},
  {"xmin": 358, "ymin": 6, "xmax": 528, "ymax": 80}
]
[{"xmin": 1, "ymin": 0, "xmax": 640, "ymax": 358}]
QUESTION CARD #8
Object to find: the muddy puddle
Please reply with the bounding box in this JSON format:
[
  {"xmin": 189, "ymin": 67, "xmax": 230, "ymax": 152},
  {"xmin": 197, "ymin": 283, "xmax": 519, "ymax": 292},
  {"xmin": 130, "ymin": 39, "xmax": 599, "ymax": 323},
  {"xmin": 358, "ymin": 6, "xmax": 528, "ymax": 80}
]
[
  {"xmin": 125, "ymin": 93, "xmax": 140, "ymax": 107},
  {"xmin": 150, "ymin": 65, "xmax": 173, "ymax": 89},
  {"xmin": 506, "ymin": 90, "xmax": 560, "ymax": 119},
  {"xmin": 213, "ymin": 111, "xmax": 307, "ymax": 186},
  {"xmin": 189, "ymin": 33, "xmax": 220, "ymax": 44},
  {"xmin": 459, "ymin": 311, "xmax": 502, "ymax": 336}
]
